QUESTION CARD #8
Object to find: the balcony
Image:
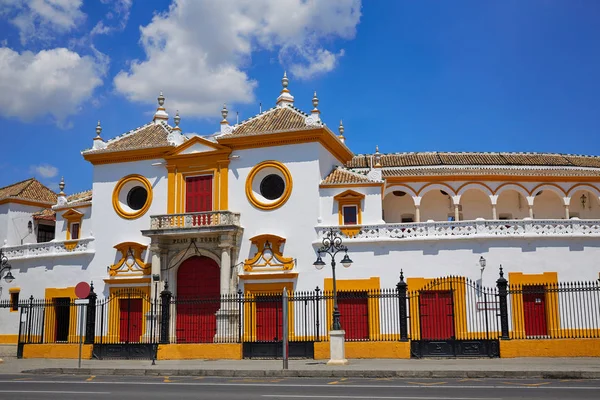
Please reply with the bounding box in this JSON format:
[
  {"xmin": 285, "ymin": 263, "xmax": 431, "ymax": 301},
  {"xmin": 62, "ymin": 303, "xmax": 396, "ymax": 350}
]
[
  {"xmin": 143, "ymin": 211, "xmax": 242, "ymax": 237},
  {"xmin": 316, "ymin": 219, "xmax": 600, "ymax": 243},
  {"xmin": 2, "ymin": 238, "xmax": 95, "ymax": 260}
]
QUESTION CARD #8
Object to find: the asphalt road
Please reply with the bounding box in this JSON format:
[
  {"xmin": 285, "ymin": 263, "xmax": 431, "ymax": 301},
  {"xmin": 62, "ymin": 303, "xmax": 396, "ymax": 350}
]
[{"xmin": 0, "ymin": 374, "xmax": 598, "ymax": 399}]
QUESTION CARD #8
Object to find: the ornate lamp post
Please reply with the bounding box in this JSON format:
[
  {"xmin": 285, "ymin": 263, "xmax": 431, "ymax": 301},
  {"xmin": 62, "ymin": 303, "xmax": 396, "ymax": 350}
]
[
  {"xmin": 0, "ymin": 249, "xmax": 15, "ymax": 284},
  {"xmin": 314, "ymin": 228, "xmax": 352, "ymax": 365}
]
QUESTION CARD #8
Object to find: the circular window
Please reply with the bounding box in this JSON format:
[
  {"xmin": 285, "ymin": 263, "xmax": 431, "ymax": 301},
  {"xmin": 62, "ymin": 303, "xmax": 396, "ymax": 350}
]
[
  {"xmin": 127, "ymin": 186, "xmax": 148, "ymax": 210},
  {"xmin": 246, "ymin": 161, "xmax": 292, "ymax": 210},
  {"xmin": 260, "ymin": 174, "xmax": 285, "ymax": 200},
  {"xmin": 112, "ymin": 174, "xmax": 153, "ymax": 219}
]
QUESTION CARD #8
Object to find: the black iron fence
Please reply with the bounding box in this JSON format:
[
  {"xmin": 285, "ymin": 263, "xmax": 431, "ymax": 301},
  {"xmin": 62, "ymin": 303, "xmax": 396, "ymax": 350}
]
[
  {"xmin": 507, "ymin": 280, "xmax": 600, "ymax": 339},
  {"xmin": 8, "ymin": 269, "xmax": 600, "ymax": 358}
]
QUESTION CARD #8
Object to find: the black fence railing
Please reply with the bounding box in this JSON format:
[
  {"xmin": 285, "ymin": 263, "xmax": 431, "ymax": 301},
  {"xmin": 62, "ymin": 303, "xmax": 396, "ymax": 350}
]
[
  {"xmin": 9, "ymin": 270, "xmax": 600, "ymax": 352},
  {"xmin": 507, "ymin": 280, "xmax": 600, "ymax": 339}
]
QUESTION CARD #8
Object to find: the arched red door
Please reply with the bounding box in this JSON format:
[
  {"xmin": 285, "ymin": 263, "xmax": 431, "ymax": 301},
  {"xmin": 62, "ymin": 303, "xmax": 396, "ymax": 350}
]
[{"xmin": 176, "ymin": 256, "xmax": 220, "ymax": 343}]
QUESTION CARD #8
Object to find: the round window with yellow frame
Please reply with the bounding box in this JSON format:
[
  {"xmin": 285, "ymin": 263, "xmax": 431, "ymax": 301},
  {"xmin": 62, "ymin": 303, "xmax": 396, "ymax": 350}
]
[
  {"xmin": 245, "ymin": 161, "xmax": 293, "ymax": 210},
  {"xmin": 112, "ymin": 174, "xmax": 153, "ymax": 219}
]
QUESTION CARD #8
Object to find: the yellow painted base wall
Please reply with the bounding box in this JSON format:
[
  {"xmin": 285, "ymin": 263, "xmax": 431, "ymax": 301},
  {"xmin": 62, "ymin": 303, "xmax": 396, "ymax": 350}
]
[
  {"xmin": 23, "ymin": 344, "xmax": 93, "ymax": 359},
  {"xmin": 0, "ymin": 335, "xmax": 18, "ymax": 344},
  {"xmin": 501, "ymin": 339, "xmax": 600, "ymax": 358},
  {"xmin": 157, "ymin": 344, "xmax": 242, "ymax": 360},
  {"xmin": 315, "ymin": 341, "xmax": 411, "ymax": 359}
]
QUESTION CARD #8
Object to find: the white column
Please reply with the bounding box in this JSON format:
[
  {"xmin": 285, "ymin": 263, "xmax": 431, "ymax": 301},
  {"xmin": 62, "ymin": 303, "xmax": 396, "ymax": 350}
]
[
  {"xmin": 415, "ymin": 206, "xmax": 420, "ymax": 223},
  {"xmin": 219, "ymin": 243, "xmax": 232, "ymax": 296},
  {"xmin": 527, "ymin": 196, "xmax": 535, "ymax": 219},
  {"xmin": 563, "ymin": 197, "xmax": 571, "ymax": 219},
  {"xmin": 490, "ymin": 195, "xmax": 498, "ymax": 220},
  {"xmin": 150, "ymin": 245, "xmax": 161, "ymax": 299},
  {"xmin": 454, "ymin": 205, "xmax": 460, "ymax": 221}
]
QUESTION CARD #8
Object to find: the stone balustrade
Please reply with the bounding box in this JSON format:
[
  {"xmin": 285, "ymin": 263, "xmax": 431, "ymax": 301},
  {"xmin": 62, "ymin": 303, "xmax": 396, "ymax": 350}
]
[
  {"xmin": 149, "ymin": 211, "xmax": 241, "ymax": 230},
  {"xmin": 2, "ymin": 237, "xmax": 95, "ymax": 260},
  {"xmin": 317, "ymin": 219, "xmax": 600, "ymax": 242}
]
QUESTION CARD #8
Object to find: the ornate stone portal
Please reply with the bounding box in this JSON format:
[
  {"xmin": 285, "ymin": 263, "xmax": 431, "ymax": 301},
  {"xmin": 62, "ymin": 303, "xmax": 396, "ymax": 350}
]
[{"xmin": 142, "ymin": 216, "xmax": 243, "ymax": 342}]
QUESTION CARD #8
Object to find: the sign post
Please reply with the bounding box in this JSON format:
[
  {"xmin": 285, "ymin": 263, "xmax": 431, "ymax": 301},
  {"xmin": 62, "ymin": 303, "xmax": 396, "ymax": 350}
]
[
  {"xmin": 75, "ymin": 282, "xmax": 91, "ymax": 369},
  {"xmin": 282, "ymin": 287, "xmax": 288, "ymax": 370}
]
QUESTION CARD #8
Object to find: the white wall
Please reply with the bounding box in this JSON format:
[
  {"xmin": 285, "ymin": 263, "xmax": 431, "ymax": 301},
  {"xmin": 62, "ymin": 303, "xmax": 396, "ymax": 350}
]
[
  {"xmin": 569, "ymin": 189, "xmax": 600, "ymax": 219},
  {"xmin": 89, "ymin": 159, "xmax": 169, "ymax": 297},
  {"xmin": 4, "ymin": 203, "xmax": 42, "ymax": 246},
  {"xmin": 383, "ymin": 192, "xmax": 415, "ymax": 223},
  {"xmin": 54, "ymin": 205, "xmax": 92, "ymax": 241},
  {"xmin": 461, "ymin": 189, "xmax": 493, "ymax": 220},
  {"xmin": 0, "ymin": 204, "xmax": 8, "ymax": 246},
  {"xmin": 421, "ymin": 190, "xmax": 453, "ymax": 221},
  {"xmin": 533, "ymin": 190, "xmax": 564, "ymax": 219}
]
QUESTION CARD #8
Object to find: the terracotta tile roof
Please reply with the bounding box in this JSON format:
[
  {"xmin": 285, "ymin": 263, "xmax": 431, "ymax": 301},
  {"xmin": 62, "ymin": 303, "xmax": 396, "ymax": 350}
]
[
  {"xmin": 67, "ymin": 190, "xmax": 92, "ymax": 204},
  {"xmin": 380, "ymin": 167, "xmax": 600, "ymax": 178},
  {"xmin": 32, "ymin": 208, "xmax": 56, "ymax": 221},
  {"xmin": 84, "ymin": 122, "xmax": 174, "ymax": 153},
  {"xmin": 347, "ymin": 152, "xmax": 600, "ymax": 169},
  {"xmin": 228, "ymin": 105, "xmax": 318, "ymax": 136},
  {"xmin": 0, "ymin": 178, "xmax": 57, "ymax": 204},
  {"xmin": 321, "ymin": 167, "xmax": 373, "ymax": 185}
]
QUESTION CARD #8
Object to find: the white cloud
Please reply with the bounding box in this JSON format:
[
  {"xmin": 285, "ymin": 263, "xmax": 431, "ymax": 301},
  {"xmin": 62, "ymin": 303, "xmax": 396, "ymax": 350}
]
[
  {"xmin": 91, "ymin": 0, "xmax": 132, "ymax": 36},
  {"xmin": 29, "ymin": 164, "xmax": 58, "ymax": 178},
  {"xmin": 114, "ymin": 0, "xmax": 362, "ymax": 118},
  {"xmin": 0, "ymin": 47, "xmax": 107, "ymax": 125},
  {"xmin": 0, "ymin": 0, "xmax": 86, "ymax": 44}
]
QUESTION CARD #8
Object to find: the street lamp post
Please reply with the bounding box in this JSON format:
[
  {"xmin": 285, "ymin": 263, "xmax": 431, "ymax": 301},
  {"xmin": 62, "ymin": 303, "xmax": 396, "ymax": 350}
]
[
  {"xmin": 313, "ymin": 228, "xmax": 353, "ymax": 365},
  {"xmin": 0, "ymin": 249, "xmax": 15, "ymax": 284}
]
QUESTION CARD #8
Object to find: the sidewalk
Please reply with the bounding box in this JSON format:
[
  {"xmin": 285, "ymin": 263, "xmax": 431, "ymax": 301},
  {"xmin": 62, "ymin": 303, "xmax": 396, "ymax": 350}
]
[{"xmin": 1, "ymin": 356, "xmax": 600, "ymax": 379}]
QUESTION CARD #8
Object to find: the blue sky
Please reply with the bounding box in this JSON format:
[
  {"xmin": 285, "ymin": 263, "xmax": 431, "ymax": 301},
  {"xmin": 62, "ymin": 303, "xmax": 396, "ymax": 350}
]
[{"xmin": 1, "ymin": 0, "xmax": 599, "ymax": 194}]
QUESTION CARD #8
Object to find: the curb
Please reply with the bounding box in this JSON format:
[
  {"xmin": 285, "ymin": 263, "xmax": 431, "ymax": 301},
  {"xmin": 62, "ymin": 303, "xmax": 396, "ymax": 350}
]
[{"xmin": 21, "ymin": 368, "xmax": 600, "ymax": 380}]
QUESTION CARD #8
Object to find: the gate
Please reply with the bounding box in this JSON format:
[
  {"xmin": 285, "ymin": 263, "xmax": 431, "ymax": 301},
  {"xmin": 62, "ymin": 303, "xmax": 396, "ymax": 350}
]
[
  {"xmin": 92, "ymin": 288, "xmax": 158, "ymax": 360},
  {"xmin": 409, "ymin": 276, "xmax": 500, "ymax": 358},
  {"xmin": 242, "ymin": 290, "xmax": 317, "ymax": 359}
]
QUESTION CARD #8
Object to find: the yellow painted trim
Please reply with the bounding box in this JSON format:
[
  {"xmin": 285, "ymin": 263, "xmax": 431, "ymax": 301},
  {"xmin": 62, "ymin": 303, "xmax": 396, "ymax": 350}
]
[
  {"xmin": 112, "ymin": 174, "xmax": 153, "ymax": 220},
  {"xmin": 323, "ymin": 277, "xmax": 380, "ymax": 340},
  {"xmin": 157, "ymin": 344, "xmax": 242, "ymax": 360},
  {"xmin": 83, "ymin": 146, "xmax": 173, "ymax": 165},
  {"xmin": 386, "ymin": 175, "xmax": 600, "ymax": 183},
  {"xmin": 219, "ymin": 161, "xmax": 229, "ymax": 210},
  {"xmin": 245, "ymin": 160, "xmax": 293, "ymax": 211},
  {"xmin": 407, "ymin": 277, "xmax": 469, "ymax": 340},
  {"xmin": 108, "ymin": 242, "xmax": 151, "ymax": 276},
  {"xmin": 103, "ymin": 277, "xmax": 152, "ymax": 285},
  {"xmin": 239, "ymin": 272, "xmax": 299, "ymax": 280},
  {"xmin": 106, "ymin": 286, "xmax": 151, "ymax": 343},
  {"xmin": 62, "ymin": 208, "xmax": 83, "ymax": 240},
  {"xmin": 320, "ymin": 182, "xmax": 383, "ymax": 189},
  {"xmin": 8, "ymin": 288, "xmax": 20, "ymax": 312},
  {"xmin": 0, "ymin": 198, "xmax": 54, "ymax": 207},
  {"xmin": 500, "ymin": 338, "xmax": 600, "ymax": 358},
  {"xmin": 314, "ymin": 341, "xmax": 410, "ymax": 360},
  {"xmin": 0, "ymin": 334, "xmax": 18, "ymax": 344},
  {"xmin": 167, "ymin": 166, "xmax": 176, "ymax": 214},
  {"xmin": 243, "ymin": 234, "xmax": 294, "ymax": 272},
  {"xmin": 64, "ymin": 240, "xmax": 79, "ymax": 251},
  {"xmin": 217, "ymin": 127, "xmax": 354, "ymax": 165},
  {"xmin": 23, "ymin": 344, "xmax": 93, "ymax": 359},
  {"xmin": 508, "ymin": 272, "xmax": 559, "ymax": 338},
  {"xmin": 243, "ymin": 282, "xmax": 295, "ymax": 342},
  {"xmin": 44, "ymin": 287, "xmax": 78, "ymax": 343},
  {"xmin": 334, "ymin": 189, "xmax": 364, "ymax": 231}
]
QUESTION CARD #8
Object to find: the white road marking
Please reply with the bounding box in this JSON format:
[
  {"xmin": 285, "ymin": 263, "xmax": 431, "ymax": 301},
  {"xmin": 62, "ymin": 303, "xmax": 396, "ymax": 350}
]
[
  {"xmin": 262, "ymin": 396, "xmax": 501, "ymax": 399},
  {"xmin": 0, "ymin": 390, "xmax": 110, "ymax": 394},
  {"xmin": 0, "ymin": 380, "xmax": 597, "ymax": 390}
]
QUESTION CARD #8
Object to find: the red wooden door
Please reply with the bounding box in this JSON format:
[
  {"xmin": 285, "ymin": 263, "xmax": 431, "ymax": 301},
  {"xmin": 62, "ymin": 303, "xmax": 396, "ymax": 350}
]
[
  {"xmin": 419, "ymin": 291, "xmax": 455, "ymax": 340},
  {"xmin": 119, "ymin": 299, "xmax": 142, "ymax": 342},
  {"xmin": 176, "ymin": 256, "xmax": 220, "ymax": 343},
  {"xmin": 256, "ymin": 296, "xmax": 283, "ymax": 342},
  {"xmin": 523, "ymin": 286, "xmax": 547, "ymax": 337},
  {"xmin": 185, "ymin": 175, "xmax": 213, "ymax": 213},
  {"xmin": 338, "ymin": 292, "xmax": 369, "ymax": 340}
]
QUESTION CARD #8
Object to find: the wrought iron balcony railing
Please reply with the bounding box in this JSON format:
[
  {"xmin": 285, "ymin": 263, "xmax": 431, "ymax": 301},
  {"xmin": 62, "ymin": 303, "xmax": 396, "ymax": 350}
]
[
  {"xmin": 317, "ymin": 219, "xmax": 600, "ymax": 242},
  {"xmin": 149, "ymin": 211, "xmax": 241, "ymax": 230}
]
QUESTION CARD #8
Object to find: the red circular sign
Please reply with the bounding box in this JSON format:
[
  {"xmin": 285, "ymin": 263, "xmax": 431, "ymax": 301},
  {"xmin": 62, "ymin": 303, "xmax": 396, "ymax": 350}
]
[{"xmin": 75, "ymin": 282, "xmax": 91, "ymax": 299}]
